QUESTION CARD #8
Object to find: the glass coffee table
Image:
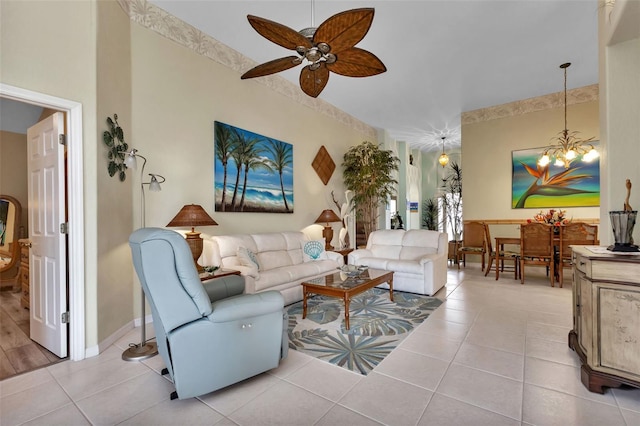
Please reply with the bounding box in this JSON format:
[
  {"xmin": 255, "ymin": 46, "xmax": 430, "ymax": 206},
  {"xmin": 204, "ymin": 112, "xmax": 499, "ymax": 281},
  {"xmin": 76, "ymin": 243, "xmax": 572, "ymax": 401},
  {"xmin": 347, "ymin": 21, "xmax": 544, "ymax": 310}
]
[{"xmin": 302, "ymin": 268, "xmax": 394, "ymax": 330}]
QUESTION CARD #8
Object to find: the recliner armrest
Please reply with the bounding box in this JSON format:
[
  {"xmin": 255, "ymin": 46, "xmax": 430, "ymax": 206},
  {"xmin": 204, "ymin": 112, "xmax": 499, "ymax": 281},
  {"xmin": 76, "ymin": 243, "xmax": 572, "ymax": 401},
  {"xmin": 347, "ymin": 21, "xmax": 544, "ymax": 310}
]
[
  {"xmin": 208, "ymin": 290, "xmax": 284, "ymax": 323},
  {"xmin": 202, "ymin": 274, "xmax": 245, "ymax": 303}
]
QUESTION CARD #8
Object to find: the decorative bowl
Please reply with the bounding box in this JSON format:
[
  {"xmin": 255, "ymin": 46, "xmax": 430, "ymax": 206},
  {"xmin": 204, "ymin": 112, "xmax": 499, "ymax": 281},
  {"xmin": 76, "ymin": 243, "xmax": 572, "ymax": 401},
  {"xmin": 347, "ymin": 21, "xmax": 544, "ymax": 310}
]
[{"xmin": 339, "ymin": 265, "xmax": 366, "ymax": 277}]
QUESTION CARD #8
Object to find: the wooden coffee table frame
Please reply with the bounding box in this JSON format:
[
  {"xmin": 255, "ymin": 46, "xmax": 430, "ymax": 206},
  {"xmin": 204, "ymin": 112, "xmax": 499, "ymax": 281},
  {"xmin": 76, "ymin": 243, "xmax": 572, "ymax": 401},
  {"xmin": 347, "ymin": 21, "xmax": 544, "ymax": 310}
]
[{"xmin": 302, "ymin": 269, "xmax": 394, "ymax": 330}]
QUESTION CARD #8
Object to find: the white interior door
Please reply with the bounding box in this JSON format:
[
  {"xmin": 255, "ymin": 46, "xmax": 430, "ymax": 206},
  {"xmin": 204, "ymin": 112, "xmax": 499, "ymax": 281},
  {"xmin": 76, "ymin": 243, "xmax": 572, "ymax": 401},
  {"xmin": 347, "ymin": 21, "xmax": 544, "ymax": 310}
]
[{"xmin": 27, "ymin": 111, "xmax": 67, "ymax": 358}]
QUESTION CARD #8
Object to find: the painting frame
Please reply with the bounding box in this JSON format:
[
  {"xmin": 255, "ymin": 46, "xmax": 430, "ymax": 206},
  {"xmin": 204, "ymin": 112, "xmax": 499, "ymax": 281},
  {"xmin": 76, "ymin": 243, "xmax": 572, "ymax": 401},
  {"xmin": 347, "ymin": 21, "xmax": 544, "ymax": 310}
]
[
  {"xmin": 214, "ymin": 121, "xmax": 294, "ymax": 213},
  {"xmin": 512, "ymin": 143, "xmax": 600, "ymax": 209}
]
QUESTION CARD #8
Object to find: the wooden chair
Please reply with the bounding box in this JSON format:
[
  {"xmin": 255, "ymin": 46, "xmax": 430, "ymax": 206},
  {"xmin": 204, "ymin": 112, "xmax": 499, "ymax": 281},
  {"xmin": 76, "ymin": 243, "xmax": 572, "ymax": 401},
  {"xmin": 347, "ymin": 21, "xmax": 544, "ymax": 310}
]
[
  {"xmin": 484, "ymin": 224, "xmax": 519, "ymax": 280},
  {"xmin": 457, "ymin": 221, "xmax": 487, "ymax": 270},
  {"xmin": 520, "ymin": 223, "xmax": 555, "ymax": 286},
  {"xmin": 557, "ymin": 223, "xmax": 599, "ymax": 287}
]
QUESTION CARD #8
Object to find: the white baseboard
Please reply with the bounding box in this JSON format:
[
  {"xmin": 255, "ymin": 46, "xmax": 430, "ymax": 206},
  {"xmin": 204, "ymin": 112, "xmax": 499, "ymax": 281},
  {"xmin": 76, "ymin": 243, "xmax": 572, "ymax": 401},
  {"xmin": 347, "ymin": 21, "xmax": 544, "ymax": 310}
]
[
  {"xmin": 87, "ymin": 314, "xmax": 153, "ymax": 358},
  {"xmin": 134, "ymin": 314, "xmax": 154, "ymax": 328}
]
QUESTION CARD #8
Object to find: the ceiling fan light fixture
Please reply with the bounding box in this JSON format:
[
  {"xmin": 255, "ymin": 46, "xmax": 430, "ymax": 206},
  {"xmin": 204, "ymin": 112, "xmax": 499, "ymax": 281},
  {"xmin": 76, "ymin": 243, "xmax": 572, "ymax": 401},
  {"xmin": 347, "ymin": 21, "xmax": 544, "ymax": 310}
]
[
  {"xmin": 299, "ymin": 27, "xmax": 316, "ymax": 40},
  {"xmin": 241, "ymin": 8, "xmax": 386, "ymax": 98}
]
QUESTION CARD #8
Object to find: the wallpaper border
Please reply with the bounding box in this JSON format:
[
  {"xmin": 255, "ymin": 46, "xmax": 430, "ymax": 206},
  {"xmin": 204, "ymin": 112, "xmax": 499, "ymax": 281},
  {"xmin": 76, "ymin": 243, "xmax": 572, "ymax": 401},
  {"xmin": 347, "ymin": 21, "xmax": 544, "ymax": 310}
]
[{"xmin": 462, "ymin": 84, "xmax": 599, "ymax": 125}]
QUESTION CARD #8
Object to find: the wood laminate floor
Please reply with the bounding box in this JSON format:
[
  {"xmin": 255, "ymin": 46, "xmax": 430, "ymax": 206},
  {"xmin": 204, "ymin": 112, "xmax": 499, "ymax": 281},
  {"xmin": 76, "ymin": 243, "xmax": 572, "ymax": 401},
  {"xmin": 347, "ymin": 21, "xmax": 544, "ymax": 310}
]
[{"xmin": 0, "ymin": 290, "xmax": 63, "ymax": 380}]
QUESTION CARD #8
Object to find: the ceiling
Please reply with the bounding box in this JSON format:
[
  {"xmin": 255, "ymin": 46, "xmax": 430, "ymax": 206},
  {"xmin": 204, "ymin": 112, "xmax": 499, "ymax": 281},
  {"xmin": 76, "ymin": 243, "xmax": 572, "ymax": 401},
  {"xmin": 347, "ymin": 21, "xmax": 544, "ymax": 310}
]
[{"xmin": 160, "ymin": 1, "xmax": 596, "ymax": 152}]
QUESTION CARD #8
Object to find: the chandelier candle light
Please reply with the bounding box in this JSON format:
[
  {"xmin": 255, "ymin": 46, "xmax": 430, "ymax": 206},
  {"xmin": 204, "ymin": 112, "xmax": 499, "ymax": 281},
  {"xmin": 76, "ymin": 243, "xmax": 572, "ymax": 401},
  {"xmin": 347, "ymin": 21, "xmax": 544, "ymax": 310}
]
[
  {"xmin": 119, "ymin": 148, "xmax": 165, "ymax": 361},
  {"xmin": 538, "ymin": 63, "xmax": 598, "ymax": 169}
]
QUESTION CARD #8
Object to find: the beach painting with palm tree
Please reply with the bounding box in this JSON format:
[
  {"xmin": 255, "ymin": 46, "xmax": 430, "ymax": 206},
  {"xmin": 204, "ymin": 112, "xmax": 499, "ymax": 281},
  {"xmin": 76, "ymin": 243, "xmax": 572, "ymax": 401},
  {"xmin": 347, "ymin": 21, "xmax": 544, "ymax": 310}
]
[
  {"xmin": 512, "ymin": 144, "xmax": 600, "ymax": 209},
  {"xmin": 214, "ymin": 121, "xmax": 294, "ymax": 213}
]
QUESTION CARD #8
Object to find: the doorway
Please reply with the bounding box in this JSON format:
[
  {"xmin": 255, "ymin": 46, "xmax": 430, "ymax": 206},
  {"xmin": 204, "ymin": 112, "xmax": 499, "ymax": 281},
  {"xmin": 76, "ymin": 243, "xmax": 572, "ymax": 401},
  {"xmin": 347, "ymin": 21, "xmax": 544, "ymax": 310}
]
[
  {"xmin": 0, "ymin": 84, "xmax": 86, "ymax": 376},
  {"xmin": 0, "ymin": 101, "xmax": 67, "ymax": 379}
]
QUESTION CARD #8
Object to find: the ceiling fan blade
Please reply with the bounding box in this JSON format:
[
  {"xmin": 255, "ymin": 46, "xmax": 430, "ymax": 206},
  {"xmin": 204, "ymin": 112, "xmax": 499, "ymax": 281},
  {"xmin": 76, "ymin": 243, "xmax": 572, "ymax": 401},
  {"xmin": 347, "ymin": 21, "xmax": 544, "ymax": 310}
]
[
  {"xmin": 241, "ymin": 56, "xmax": 302, "ymax": 79},
  {"xmin": 327, "ymin": 48, "xmax": 387, "ymax": 77},
  {"xmin": 247, "ymin": 15, "xmax": 312, "ymax": 50},
  {"xmin": 299, "ymin": 63, "xmax": 330, "ymax": 98},
  {"xmin": 314, "ymin": 8, "xmax": 374, "ymax": 54}
]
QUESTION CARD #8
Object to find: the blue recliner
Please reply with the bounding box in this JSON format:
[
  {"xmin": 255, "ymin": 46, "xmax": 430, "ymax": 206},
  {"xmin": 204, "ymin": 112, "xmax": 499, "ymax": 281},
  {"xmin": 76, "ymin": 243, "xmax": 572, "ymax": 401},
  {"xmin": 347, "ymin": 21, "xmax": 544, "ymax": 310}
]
[{"xmin": 129, "ymin": 228, "xmax": 288, "ymax": 400}]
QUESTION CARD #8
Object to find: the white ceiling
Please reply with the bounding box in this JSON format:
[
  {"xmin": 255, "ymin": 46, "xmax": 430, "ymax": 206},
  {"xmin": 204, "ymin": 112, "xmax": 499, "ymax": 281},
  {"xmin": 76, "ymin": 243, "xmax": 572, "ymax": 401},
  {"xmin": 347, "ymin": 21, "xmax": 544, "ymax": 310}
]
[{"xmin": 149, "ymin": 0, "xmax": 598, "ymax": 152}]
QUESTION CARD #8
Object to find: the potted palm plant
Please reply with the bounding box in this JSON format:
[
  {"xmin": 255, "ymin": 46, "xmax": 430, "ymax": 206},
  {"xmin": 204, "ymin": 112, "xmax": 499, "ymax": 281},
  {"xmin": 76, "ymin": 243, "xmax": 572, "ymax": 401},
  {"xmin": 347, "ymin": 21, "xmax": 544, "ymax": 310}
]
[
  {"xmin": 439, "ymin": 162, "xmax": 463, "ymax": 263},
  {"xmin": 422, "ymin": 197, "xmax": 438, "ymax": 231},
  {"xmin": 441, "ymin": 161, "xmax": 463, "ymax": 241},
  {"xmin": 342, "ymin": 141, "xmax": 399, "ymax": 243}
]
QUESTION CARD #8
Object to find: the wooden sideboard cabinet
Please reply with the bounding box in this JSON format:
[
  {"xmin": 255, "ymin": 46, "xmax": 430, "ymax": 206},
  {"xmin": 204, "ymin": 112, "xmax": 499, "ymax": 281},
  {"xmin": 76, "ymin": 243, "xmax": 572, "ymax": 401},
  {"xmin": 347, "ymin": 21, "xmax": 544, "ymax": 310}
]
[
  {"xmin": 18, "ymin": 239, "xmax": 31, "ymax": 309},
  {"xmin": 569, "ymin": 246, "xmax": 640, "ymax": 393}
]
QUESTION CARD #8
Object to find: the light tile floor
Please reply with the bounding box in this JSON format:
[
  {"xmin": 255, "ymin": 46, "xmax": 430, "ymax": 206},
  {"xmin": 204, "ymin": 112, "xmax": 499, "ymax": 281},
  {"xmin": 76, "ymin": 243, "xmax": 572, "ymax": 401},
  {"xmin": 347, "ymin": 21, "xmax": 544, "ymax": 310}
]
[{"xmin": 2, "ymin": 265, "xmax": 640, "ymax": 425}]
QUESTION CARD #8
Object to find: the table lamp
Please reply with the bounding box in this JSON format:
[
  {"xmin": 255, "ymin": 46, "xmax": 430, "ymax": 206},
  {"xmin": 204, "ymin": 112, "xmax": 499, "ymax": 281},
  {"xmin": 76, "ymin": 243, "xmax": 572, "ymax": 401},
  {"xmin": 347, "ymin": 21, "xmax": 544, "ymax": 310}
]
[
  {"xmin": 315, "ymin": 209, "xmax": 341, "ymax": 250},
  {"xmin": 167, "ymin": 204, "xmax": 218, "ymax": 272}
]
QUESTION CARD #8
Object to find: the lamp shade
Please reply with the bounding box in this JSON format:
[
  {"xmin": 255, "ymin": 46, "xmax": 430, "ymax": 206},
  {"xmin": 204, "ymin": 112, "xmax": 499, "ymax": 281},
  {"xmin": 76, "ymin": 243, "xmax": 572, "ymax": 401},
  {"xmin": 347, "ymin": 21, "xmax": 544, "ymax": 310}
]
[
  {"xmin": 148, "ymin": 174, "xmax": 162, "ymax": 192},
  {"xmin": 166, "ymin": 204, "xmax": 218, "ymax": 229},
  {"xmin": 124, "ymin": 149, "xmax": 138, "ymax": 169},
  {"xmin": 315, "ymin": 209, "xmax": 341, "ymax": 225}
]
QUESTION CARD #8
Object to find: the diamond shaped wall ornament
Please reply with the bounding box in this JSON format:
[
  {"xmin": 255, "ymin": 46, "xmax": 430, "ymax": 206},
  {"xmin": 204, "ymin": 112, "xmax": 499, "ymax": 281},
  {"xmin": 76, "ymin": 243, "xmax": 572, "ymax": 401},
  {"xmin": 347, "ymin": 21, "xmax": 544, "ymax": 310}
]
[{"xmin": 312, "ymin": 145, "xmax": 335, "ymax": 185}]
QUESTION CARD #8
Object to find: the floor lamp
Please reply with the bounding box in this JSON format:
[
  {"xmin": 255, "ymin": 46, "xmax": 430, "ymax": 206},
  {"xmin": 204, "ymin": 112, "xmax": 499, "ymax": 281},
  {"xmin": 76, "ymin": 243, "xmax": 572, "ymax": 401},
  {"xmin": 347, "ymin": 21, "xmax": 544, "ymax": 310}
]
[{"xmin": 120, "ymin": 148, "xmax": 165, "ymax": 361}]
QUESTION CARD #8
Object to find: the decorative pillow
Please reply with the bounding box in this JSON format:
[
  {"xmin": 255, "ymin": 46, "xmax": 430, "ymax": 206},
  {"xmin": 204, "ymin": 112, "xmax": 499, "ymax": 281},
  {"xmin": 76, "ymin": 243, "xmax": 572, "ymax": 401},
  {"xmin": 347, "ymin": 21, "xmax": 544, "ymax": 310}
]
[
  {"xmin": 237, "ymin": 246, "xmax": 261, "ymax": 271},
  {"xmin": 302, "ymin": 240, "xmax": 327, "ymax": 262}
]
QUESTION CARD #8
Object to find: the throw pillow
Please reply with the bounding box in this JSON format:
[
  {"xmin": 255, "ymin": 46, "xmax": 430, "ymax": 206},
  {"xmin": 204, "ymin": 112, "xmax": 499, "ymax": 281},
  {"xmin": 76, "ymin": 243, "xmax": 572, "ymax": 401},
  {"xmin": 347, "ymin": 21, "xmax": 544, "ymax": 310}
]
[
  {"xmin": 237, "ymin": 246, "xmax": 261, "ymax": 271},
  {"xmin": 302, "ymin": 240, "xmax": 327, "ymax": 262}
]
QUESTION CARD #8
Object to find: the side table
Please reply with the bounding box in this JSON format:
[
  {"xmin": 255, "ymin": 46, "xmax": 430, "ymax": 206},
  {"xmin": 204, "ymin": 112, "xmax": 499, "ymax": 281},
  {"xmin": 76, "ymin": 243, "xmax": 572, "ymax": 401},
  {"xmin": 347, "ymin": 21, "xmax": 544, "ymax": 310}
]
[
  {"xmin": 199, "ymin": 268, "xmax": 241, "ymax": 281},
  {"xmin": 332, "ymin": 248, "xmax": 354, "ymax": 264}
]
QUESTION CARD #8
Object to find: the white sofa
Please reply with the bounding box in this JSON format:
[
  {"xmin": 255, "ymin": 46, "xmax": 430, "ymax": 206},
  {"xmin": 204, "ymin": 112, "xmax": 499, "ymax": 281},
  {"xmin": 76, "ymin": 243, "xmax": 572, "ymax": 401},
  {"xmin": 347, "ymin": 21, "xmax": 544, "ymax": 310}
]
[
  {"xmin": 348, "ymin": 229, "xmax": 448, "ymax": 296},
  {"xmin": 202, "ymin": 232, "xmax": 344, "ymax": 305}
]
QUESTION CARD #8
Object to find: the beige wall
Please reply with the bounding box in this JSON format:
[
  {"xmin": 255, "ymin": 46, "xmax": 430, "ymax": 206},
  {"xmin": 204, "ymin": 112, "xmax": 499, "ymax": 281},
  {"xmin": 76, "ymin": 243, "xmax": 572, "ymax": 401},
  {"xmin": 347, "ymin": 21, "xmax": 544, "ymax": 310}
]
[
  {"xmin": 129, "ymin": 24, "xmax": 373, "ymax": 238},
  {"xmin": 1, "ymin": 0, "xmax": 102, "ymax": 348},
  {"xmin": 0, "ymin": 131, "xmax": 28, "ymax": 234},
  {"xmin": 96, "ymin": 0, "xmax": 134, "ymax": 343},
  {"xmin": 462, "ymin": 97, "xmax": 600, "ymax": 238},
  {"xmin": 598, "ymin": 0, "xmax": 640, "ymax": 245}
]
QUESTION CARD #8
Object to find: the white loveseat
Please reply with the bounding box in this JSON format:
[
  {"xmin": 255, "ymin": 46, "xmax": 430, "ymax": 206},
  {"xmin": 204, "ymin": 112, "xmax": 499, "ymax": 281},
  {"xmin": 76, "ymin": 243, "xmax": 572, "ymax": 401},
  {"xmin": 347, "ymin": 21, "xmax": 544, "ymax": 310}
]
[
  {"xmin": 202, "ymin": 232, "xmax": 344, "ymax": 305},
  {"xmin": 348, "ymin": 229, "xmax": 448, "ymax": 296}
]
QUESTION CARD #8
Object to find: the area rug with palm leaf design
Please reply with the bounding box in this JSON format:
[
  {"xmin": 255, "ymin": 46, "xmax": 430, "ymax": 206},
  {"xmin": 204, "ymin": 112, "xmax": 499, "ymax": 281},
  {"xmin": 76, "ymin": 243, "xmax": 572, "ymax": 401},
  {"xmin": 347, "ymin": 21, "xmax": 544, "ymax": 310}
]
[{"xmin": 286, "ymin": 288, "xmax": 443, "ymax": 375}]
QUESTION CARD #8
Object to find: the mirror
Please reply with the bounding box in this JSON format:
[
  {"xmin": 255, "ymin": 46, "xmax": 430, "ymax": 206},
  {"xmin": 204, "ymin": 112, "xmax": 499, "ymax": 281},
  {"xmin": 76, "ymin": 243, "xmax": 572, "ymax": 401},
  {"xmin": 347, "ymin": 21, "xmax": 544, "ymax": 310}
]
[{"xmin": 0, "ymin": 195, "xmax": 22, "ymax": 276}]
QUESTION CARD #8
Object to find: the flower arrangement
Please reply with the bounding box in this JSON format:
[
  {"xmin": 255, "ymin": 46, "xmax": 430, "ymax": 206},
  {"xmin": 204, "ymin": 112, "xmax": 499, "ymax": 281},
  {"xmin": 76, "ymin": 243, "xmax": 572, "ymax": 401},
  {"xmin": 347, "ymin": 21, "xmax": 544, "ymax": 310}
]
[{"xmin": 528, "ymin": 209, "xmax": 570, "ymax": 227}]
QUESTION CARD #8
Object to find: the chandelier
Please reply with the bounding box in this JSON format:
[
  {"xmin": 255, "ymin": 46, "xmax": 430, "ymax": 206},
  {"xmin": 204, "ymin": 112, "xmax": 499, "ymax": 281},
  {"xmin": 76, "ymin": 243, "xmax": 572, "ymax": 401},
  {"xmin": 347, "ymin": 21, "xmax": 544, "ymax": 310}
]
[
  {"xmin": 538, "ymin": 63, "xmax": 598, "ymax": 169},
  {"xmin": 438, "ymin": 136, "xmax": 449, "ymax": 167}
]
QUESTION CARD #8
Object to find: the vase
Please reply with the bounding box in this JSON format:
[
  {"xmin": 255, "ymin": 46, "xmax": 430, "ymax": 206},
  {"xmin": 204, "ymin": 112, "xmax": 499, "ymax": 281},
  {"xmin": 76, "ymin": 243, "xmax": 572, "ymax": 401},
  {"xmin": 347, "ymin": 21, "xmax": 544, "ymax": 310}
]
[{"xmin": 608, "ymin": 210, "xmax": 639, "ymax": 252}]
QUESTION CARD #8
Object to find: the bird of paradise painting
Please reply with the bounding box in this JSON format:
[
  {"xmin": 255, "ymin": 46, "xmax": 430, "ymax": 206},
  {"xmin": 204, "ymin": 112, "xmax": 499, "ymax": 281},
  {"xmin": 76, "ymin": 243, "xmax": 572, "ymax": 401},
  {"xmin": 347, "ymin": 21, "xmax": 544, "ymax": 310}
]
[
  {"xmin": 512, "ymin": 144, "xmax": 600, "ymax": 209},
  {"xmin": 214, "ymin": 121, "xmax": 293, "ymax": 213}
]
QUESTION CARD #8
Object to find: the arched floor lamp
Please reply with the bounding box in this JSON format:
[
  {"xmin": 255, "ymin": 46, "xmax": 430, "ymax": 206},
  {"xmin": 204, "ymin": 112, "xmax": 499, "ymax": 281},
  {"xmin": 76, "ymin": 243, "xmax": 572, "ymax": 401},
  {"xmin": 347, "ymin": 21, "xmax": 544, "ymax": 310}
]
[{"xmin": 120, "ymin": 148, "xmax": 165, "ymax": 361}]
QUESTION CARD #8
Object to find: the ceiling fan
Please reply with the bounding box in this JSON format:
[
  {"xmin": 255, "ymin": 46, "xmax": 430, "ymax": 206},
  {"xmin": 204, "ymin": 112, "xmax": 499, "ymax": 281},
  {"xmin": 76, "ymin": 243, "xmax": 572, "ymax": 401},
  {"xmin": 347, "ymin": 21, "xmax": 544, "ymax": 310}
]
[{"xmin": 240, "ymin": 8, "xmax": 387, "ymax": 98}]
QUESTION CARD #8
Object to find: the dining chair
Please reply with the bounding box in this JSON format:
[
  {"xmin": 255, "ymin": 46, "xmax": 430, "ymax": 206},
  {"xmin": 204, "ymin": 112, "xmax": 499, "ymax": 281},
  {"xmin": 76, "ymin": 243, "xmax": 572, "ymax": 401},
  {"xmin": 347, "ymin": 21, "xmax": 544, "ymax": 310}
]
[
  {"xmin": 520, "ymin": 222, "xmax": 555, "ymax": 286},
  {"xmin": 557, "ymin": 222, "xmax": 599, "ymax": 287},
  {"xmin": 457, "ymin": 221, "xmax": 487, "ymax": 271},
  {"xmin": 484, "ymin": 223, "xmax": 519, "ymax": 280}
]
